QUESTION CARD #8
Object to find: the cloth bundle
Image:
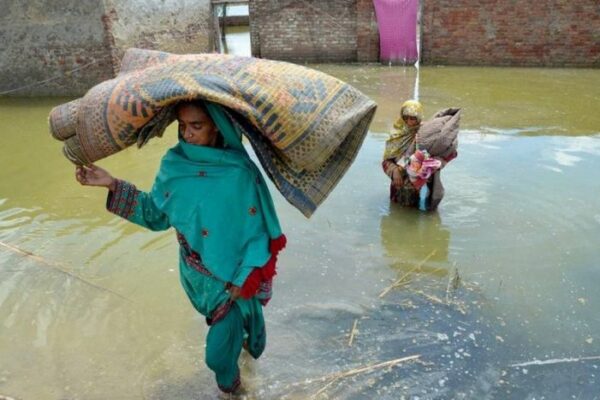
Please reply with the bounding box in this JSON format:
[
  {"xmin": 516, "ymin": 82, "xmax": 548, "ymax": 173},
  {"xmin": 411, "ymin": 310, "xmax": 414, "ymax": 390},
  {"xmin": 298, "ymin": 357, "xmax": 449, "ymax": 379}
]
[
  {"xmin": 48, "ymin": 48, "xmax": 377, "ymax": 217},
  {"xmin": 400, "ymin": 149, "xmax": 442, "ymax": 190},
  {"xmin": 416, "ymin": 108, "xmax": 461, "ymax": 160}
]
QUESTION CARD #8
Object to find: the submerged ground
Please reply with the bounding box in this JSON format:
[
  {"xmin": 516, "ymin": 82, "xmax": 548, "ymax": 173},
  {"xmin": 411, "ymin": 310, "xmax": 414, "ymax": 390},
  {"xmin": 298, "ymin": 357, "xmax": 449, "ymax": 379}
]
[{"xmin": 1, "ymin": 64, "xmax": 599, "ymax": 399}]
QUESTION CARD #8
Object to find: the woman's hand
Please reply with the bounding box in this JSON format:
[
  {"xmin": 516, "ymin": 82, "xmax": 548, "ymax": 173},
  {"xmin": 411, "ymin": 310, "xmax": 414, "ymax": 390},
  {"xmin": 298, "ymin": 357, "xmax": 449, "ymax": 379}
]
[
  {"xmin": 228, "ymin": 285, "xmax": 242, "ymax": 301},
  {"xmin": 75, "ymin": 164, "xmax": 116, "ymax": 191},
  {"xmin": 391, "ymin": 167, "xmax": 404, "ymax": 188}
]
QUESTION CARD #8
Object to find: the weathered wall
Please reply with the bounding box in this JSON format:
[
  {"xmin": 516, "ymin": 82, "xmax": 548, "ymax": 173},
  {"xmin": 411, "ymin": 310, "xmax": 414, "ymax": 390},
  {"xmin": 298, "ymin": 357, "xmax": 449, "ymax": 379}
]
[
  {"xmin": 0, "ymin": 0, "xmax": 115, "ymax": 96},
  {"xmin": 356, "ymin": 0, "xmax": 380, "ymax": 62},
  {"xmin": 3, "ymin": 0, "xmax": 598, "ymax": 97},
  {"xmin": 0, "ymin": 0, "xmax": 212, "ymax": 96},
  {"xmin": 421, "ymin": 0, "xmax": 600, "ymax": 67},
  {"xmin": 249, "ymin": 0, "xmax": 379, "ymax": 62},
  {"xmin": 104, "ymin": 0, "xmax": 212, "ymax": 72}
]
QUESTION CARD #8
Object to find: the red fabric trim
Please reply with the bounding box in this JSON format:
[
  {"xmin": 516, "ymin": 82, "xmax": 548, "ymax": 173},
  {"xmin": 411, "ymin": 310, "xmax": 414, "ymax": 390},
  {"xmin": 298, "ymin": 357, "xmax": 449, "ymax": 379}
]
[
  {"xmin": 207, "ymin": 300, "xmax": 233, "ymax": 326},
  {"xmin": 240, "ymin": 234, "xmax": 287, "ymax": 299},
  {"xmin": 443, "ymin": 151, "xmax": 458, "ymax": 163},
  {"xmin": 218, "ymin": 372, "xmax": 241, "ymax": 394}
]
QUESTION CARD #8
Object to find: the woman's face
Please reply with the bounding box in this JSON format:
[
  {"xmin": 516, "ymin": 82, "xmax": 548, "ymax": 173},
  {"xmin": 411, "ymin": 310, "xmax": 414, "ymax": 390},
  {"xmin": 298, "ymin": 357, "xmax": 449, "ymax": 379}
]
[
  {"xmin": 403, "ymin": 115, "xmax": 419, "ymax": 127},
  {"xmin": 177, "ymin": 104, "xmax": 219, "ymax": 146}
]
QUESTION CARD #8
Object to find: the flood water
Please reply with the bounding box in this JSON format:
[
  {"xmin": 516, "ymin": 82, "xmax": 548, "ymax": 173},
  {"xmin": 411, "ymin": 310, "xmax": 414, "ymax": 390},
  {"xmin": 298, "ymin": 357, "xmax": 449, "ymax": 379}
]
[{"xmin": 1, "ymin": 58, "xmax": 600, "ymax": 399}]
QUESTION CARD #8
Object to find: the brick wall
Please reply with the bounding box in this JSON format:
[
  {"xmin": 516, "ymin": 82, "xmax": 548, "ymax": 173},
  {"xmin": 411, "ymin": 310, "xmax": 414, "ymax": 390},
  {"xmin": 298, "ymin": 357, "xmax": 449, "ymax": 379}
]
[
  {"xmin": 357, "ymin": 0, "xmax": 380, "ymax": 62},
  {"xmin": 421, "ymin": 0, "xmax": 600, "ymax": 67},
  {"xmin": 250, "ymin": 0, "xmax": 379, "ymax": 62},
  {"xmin": 3, "ymin": 0, "xmax": 597, "ymax": 97}
]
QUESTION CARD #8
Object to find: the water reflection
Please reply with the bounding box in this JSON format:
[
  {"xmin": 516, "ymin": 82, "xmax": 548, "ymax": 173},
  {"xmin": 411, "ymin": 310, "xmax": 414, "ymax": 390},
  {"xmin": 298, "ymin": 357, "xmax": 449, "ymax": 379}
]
[{"xmin": 380, "ymin": 206, "xmax": 450, "ymax": 276}]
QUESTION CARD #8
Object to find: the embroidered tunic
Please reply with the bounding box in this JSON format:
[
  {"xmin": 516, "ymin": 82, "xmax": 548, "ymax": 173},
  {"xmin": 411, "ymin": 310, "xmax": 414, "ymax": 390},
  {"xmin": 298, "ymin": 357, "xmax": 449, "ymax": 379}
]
[{"xmin": 105, "ymin": 102, "xmax": 286, "ymax": 393}]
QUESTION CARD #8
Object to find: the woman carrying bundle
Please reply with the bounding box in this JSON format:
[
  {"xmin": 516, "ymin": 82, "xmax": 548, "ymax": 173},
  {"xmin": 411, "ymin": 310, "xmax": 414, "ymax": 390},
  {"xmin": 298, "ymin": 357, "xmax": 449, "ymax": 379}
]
[
  {"xmin": 75, "ymin": 100, "xmax": 286, "ymax": 395},
  {"xmin": 382, "ymin": 99, "xmax": 460, "ymax": 211}
]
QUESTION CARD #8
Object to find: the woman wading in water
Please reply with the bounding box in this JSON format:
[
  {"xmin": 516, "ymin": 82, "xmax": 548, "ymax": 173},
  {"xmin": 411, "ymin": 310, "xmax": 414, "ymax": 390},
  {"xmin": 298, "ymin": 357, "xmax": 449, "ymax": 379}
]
[
  {"xmin": 382, "ymin": 100, "xmax": 459, "ymax": 211},
  {"xmin": 75, "ymin": 100, "xmax": 286, "ymax": 395}
]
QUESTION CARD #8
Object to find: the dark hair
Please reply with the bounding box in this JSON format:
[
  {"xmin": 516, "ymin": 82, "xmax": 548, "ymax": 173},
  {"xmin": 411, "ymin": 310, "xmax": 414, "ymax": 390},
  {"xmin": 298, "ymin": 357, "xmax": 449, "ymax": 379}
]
[{"xmin": 175, "ymin": 99, "xmax": 209, "ymax": 115}]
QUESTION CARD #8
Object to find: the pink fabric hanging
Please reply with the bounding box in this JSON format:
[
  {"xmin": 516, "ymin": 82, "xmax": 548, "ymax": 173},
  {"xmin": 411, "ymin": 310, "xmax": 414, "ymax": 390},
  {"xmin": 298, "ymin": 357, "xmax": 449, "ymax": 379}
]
[{"xmin": 373, "ymin": 0, "xmax": 419, "ymax": 64}]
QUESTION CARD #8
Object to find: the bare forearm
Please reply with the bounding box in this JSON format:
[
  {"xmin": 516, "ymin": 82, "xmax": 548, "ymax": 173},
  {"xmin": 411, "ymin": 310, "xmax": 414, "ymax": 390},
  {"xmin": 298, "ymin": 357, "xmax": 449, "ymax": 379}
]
[{"xmin": 107, "ymin": 178, "xmax": 117, "ymax": 192}]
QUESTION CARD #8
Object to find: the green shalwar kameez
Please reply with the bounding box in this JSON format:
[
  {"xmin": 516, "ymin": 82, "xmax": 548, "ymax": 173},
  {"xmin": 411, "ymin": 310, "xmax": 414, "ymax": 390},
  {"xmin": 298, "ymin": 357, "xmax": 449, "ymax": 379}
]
[{"xmin": 106, "ymin": 103, "xmax": 284, "ymax": 393}]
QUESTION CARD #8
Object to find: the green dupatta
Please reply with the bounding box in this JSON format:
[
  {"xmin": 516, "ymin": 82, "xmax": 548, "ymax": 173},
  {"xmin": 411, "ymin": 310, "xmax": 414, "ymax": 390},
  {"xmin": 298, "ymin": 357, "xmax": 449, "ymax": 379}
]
[{"xmin": 151, "ymin": 103, "xmax": 283, "ymax": 286}]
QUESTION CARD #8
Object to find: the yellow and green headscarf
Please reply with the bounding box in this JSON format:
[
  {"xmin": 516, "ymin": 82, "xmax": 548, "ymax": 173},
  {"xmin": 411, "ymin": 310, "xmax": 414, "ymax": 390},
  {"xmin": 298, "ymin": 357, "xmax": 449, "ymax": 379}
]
[{"xmin": 383, "ymin": 100, "xmax": 424, "ymax": 160}]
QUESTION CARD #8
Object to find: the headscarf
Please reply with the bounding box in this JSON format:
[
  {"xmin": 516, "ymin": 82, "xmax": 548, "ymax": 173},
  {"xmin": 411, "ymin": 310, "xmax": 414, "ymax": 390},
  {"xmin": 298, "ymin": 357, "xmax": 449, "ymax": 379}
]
[
  {"xmin": 151, "ymin": 102, "xmax": 283, "ymax": 288},
  {"xmin": 383, "ymin": 99, "xmax": 424, "ymax": 160}
]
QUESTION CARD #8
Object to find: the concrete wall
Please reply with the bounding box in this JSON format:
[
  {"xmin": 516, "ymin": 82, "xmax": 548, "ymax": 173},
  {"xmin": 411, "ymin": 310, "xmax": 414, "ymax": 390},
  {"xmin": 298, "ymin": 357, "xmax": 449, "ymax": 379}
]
[
  {"xmin": 104, "ymin": 0, "xmax": 212, "ymax": 72},
  {"xmin": 0, "ymin": 0, "xmax": 115, "ymax": 96},
  {"xmin": 0, "ymin": 0, "xmax": 212, "ymax": 96},
  {"xmin": 249, "ymin": 0, "xmax": 379, "ymax": 62},
  {"xmin": 421, "ymin": 0, "xmax": 600, "ymax": 67}
]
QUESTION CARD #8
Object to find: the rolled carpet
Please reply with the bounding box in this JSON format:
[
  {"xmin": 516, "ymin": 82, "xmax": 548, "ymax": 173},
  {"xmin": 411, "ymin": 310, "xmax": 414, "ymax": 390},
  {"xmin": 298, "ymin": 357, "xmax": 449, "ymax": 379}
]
[{"xmin": 49, "ymin": 48, "xmax": 377, "ymax": 217}]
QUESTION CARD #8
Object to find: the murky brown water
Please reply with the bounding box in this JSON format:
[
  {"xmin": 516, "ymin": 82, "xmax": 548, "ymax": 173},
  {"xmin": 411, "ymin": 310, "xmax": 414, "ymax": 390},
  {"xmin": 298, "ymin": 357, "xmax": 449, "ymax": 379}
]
[{"xmin": 1, "ymin": 38, "xmax": 600, "ymax": 399}]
